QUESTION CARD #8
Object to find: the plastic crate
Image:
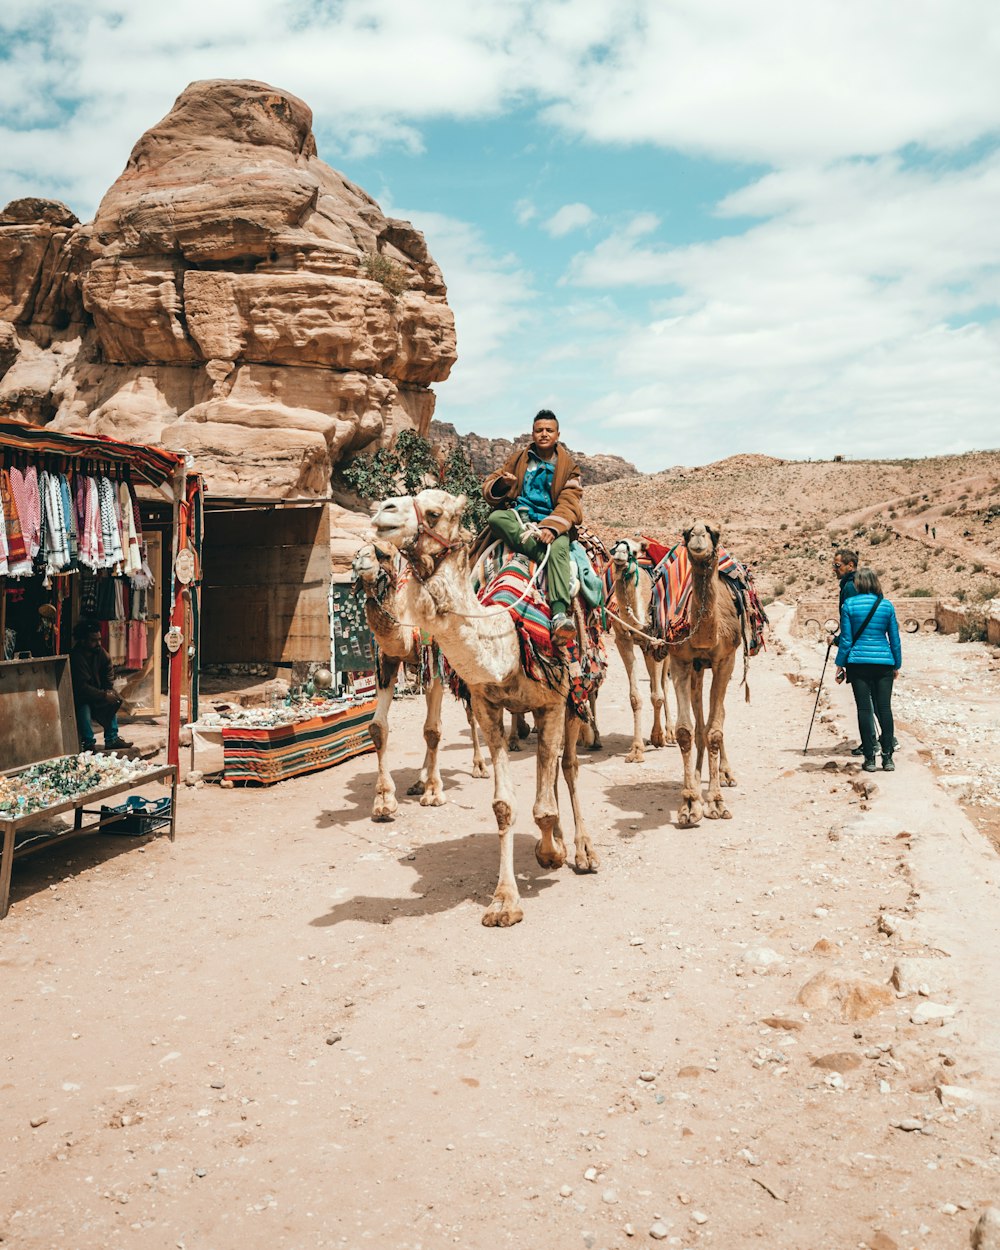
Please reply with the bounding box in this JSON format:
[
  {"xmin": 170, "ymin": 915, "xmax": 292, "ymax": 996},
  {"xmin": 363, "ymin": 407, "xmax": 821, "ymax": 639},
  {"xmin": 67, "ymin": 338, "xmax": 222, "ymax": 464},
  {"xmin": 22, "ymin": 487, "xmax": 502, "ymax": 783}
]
[{"xmin": 95, "ymin": 795, "xmax": 172, "ymax": 836}]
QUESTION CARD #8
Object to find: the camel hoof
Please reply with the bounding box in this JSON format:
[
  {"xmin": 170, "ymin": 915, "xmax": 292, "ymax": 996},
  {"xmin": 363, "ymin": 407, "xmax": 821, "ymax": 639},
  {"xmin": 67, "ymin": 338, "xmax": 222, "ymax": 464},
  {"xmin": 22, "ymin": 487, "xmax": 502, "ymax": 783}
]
[
  {"xmin": 586, "ymin": 739, "xmax": 602, "ymax": 752},
  {"xmin": 406, "ymin": 780, "xmax": 426, "ymax": 796},
  {"xmin": 419, "ymin": 791, "xmax": 445, "ymax": 807},
  {"xmin": 624, "ymin": 748, "xmax": 644, "ymax": 764},
  {"xmin": 722, "ymin": 774, "xmax": 737, "ymax": 787},
  {"xmin": 678, "ymin": 804, "xmax": 703, "ymax": 828},
  {"xmin": 649, "ymin": 730, "xmax": 667, "ymax": 748},
  {"xmin": 508, "ymin": 738, "xmax": 522, "ymax": 753},
  {"xmin": 534, "ymin": 838, "xmax": 567, "ymax": 870},
  {"xmin": 472, "ymin": 761, "xmax": 489, "ymax": 779},
  {"xmin": 372, "ymin": 808, "xmax": 396, "ymax": 823},
  {"xmin": 482, "ymin": 903, "xmax": 524, "ymax": 927},
  {"xmin": 575, "ymin": 847, "xmax": 600, "ymax": 872},
  {"xmin": 705, "ymin": 799, "xmax": 731, "ymax": 820},
  {"xmin": 665, "ymin": 730, "xmax": 677, "ymax": 745}
]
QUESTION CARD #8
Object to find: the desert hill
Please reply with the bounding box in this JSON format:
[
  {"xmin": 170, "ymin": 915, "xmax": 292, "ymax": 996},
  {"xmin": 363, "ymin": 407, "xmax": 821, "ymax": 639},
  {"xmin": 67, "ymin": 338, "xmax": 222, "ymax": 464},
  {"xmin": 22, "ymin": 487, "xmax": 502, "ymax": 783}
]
[
  {"xmin": 585, "ymin": 450, "xmax": 1000, "ymax": 603},
  {"xmin": 429, "ymin": 419, "xmax": 639, "ymax": 487}
]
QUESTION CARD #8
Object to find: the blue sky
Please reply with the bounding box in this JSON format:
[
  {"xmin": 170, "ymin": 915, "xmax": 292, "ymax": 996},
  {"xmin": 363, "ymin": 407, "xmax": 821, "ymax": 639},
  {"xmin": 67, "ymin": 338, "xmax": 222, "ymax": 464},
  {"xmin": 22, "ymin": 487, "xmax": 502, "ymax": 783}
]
[{"xmin": 2, "ymin": 0, "xmax": 1000, "ymax": 469}]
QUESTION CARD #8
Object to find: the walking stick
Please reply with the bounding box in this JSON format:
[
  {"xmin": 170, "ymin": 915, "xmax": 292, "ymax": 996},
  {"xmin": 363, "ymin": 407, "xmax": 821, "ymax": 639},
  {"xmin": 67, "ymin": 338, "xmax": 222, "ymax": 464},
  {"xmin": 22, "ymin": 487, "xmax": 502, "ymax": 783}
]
[{"xmin": 803, "ymin": 626, "xmax": 837, "ymax": 754}]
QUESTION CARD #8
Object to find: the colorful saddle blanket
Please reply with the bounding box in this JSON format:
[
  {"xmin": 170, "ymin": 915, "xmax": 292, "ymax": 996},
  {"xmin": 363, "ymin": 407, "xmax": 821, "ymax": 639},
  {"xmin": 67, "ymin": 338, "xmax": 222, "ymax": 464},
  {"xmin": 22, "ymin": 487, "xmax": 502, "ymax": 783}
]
[{"xmin": 471, "ymin": 542, "xmax": 606, "ymax": 720}]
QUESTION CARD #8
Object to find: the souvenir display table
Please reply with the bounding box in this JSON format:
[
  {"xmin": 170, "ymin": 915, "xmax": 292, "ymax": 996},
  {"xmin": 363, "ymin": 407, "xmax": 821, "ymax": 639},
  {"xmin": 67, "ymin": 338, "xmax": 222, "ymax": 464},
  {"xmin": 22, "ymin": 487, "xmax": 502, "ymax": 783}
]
[
  {"xmin": 0, "ymin": 655, "xmax": 177, "ymax": 920},
  {"xmin": 188, "ymin": 693, "xmax": 378, "ymax": 784}
]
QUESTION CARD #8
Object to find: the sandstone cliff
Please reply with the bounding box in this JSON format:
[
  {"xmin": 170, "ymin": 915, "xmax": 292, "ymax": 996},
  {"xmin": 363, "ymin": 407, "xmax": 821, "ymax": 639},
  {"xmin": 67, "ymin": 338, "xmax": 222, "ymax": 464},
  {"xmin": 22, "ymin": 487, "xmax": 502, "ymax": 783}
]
[
  {"xmin": 429, "ymin": 420, "xmax": 640, "ymax": 486},
  {"xmin": 0, "ymin": 80, "xmax": 456, "ymax": 498}
]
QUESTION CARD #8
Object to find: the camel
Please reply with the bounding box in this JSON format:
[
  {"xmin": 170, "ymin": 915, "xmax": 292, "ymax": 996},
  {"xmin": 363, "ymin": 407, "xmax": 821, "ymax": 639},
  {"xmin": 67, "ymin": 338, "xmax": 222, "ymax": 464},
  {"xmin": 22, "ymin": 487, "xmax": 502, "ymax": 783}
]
[
  {"xmin": 371, "ymin": 488, "xmax": 602, "ymax": 927},
  {"xmin": 607, "ymin": 538, "xmax": 675, "ymax": 762},
  {"xmin": 352, "ymin": 542, "xmax": 488, "ymax": 821},
  {"xmin": 667, "ymin": 520, "xmax": 743, "ymax": 827}
]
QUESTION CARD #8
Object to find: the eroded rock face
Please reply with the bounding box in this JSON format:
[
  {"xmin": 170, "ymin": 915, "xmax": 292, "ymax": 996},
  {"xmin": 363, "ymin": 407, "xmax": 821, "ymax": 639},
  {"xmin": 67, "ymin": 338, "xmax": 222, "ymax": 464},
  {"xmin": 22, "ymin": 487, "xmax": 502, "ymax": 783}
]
[{"xmin": 0, "ymin": 79, "xmax": 456, "ymax": 498}]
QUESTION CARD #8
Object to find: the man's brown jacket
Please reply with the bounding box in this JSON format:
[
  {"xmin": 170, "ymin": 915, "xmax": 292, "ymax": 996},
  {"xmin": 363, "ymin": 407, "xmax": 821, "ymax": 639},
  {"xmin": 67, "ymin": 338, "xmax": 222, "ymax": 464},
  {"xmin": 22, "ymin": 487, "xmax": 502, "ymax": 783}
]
[{"xmin": 482, "ymin": 443, "xmax": 583, "ymax": 536}]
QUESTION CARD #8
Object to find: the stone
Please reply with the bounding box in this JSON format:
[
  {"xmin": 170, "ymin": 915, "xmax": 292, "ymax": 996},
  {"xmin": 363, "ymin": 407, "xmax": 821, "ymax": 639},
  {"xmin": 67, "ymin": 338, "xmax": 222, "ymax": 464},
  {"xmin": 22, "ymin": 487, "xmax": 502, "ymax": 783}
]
[
  {"xmin": 937, "ymin": 1084, "xmax": 978, "ymax": 1109},
  {"xmin": 891, "ymin": 959, "xmax": 950, "ymax": 996},
  {"xmin": 811, "ymin": 1052, "xmax": 862, "ymax": 1073},
  {"xmin": 891, "ymin": 1118, "xmax": 925, "ymax": 1132},
  {"xmin": 879, "ymin": 913, "xmax": 920, "ymax": 943},
  {"xmin": 971, "ymin": 1208, "xmax": 1000, "ymax": 1250},
  {"xmin": 677, "ymin": 1066, "xmax": 703, "ymax": 1078},
  {"xmin": 910, "ymin": 1002, "xmax": 956, "ymax": 1025},
  {"xmin": 325, "ymin": 1033, "xmax": 343, "ymax": 1046},
  {"xmin": 649, "ymin": 1222, "xmax": 670, "ymax": 1240},
  {"xmin": 869, "ymin": 1233, "xmax": 898, "ymax": 1250},
  {"xmin": 762, "ymin": 1016, "xmax": 805, "ymax": 1031},
  {"xmin": 742, "ymin": 947, "xmax": 784, "ymax": 968},
  {"xmin": 0, "ymin": 79, "xmax": 455, "ymax": 503},
  {"xmin": 796, "ymin": 970, "xmax": 894, "ymax": 1022}
]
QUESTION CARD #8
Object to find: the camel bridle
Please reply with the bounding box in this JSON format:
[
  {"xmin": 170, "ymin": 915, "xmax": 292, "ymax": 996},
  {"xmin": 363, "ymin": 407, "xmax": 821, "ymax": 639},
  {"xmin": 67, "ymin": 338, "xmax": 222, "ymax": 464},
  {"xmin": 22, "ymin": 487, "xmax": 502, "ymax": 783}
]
[{"xmin": 401, "ymin": 498, "xmax": 469, "ymax": 582}]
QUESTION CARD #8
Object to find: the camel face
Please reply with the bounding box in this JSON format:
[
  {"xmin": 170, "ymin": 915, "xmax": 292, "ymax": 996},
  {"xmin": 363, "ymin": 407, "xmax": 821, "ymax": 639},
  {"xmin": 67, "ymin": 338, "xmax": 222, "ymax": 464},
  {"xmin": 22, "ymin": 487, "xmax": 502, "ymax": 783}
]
[
  {"xmin": 684, "ymin": 520, "xmax": 720, "ymax": 562},
  {"xmin": 610, "ymin": 538, "xmax": 639, "ymax": 567},
  {"xmin": 372, "ymin": 496, "xmax": 419, "ymax": 545},
  {"xmin": 351, "ymin": 543, "xmax": 380, "ymax": 584}
]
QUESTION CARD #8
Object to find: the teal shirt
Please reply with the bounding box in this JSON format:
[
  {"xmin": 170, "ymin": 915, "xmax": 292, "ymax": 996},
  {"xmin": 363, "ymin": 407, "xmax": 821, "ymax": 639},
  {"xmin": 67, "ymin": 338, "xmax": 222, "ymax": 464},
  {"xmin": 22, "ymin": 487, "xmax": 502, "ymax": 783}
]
[{"xmin": 512, "ymin": 449, "xmax": 556, "ymax": 522}]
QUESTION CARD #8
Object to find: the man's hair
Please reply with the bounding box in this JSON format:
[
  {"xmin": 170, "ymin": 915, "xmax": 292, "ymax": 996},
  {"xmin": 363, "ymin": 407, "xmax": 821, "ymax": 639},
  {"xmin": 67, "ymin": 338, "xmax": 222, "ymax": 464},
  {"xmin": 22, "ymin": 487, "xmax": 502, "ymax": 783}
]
[
  {"xmin": 854, "ymin": 567, "xmax": 883, "ymax": 596},
  {"xmin": 73, "ymin": 618, "xmax": 101, "ymax": 642},
  {"xmin": 834, "ymin": 548, "xmax": 858, "ymax": 568},
  {"xmin": 533, "ymin": 409, "xmax": 559, "ymax": 429}
]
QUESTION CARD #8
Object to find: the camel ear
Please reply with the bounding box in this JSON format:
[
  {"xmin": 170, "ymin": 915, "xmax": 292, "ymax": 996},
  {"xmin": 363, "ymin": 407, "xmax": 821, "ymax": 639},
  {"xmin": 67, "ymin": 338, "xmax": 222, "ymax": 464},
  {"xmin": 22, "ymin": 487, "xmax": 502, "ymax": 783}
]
[
  {"xmin": 451, "ymin": 493, "xmax": 468, "ymax": 517},
  {"xmin": 682, "ymin": 526, "xmax": 693, "ymax": 544},
  {"xmin": 708, "ymin": 525, "xmax": 720, "ymax": 546}
]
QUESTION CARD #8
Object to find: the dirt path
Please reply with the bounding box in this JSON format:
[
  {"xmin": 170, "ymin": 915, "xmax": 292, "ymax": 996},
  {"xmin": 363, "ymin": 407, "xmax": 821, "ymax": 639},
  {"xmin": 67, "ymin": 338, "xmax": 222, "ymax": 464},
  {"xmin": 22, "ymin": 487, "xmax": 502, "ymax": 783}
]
[{"xmin": 3, "ymin": 620, "xmax": 1000, "ymax": 1250}]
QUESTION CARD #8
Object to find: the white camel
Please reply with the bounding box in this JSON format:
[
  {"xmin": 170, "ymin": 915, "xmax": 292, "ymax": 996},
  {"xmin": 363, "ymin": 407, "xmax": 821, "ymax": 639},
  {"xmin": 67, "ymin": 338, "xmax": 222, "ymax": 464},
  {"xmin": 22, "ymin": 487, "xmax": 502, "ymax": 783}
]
[
  {"xmin": 352, "ymin": 542, "xmax": 487, "ymax": 822},
  {"xmin": 372, "ymin": 489, "xmax": 602, "ymax": 927}
]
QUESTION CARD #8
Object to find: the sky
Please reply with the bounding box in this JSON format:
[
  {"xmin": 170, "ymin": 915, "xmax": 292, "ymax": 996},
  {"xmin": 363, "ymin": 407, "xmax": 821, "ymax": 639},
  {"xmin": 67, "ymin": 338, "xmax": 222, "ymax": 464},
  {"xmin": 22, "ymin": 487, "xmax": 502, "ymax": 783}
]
[{"xmin": 1, "ymin": 0, "xmax": 999, "ymax": 470}]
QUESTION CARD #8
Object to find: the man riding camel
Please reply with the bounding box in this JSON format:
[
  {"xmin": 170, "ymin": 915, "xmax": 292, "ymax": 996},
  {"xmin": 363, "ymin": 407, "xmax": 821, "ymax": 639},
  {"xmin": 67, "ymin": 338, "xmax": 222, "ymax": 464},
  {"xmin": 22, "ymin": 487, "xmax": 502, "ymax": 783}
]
[{"xmin": 483, "ymin": 410, "xmax": 582, "ymax": 644}]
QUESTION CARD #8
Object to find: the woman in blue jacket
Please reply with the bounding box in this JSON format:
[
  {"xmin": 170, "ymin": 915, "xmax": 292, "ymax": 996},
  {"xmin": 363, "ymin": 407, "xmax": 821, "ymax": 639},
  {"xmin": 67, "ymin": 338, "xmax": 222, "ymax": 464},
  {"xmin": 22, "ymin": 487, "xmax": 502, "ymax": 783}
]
[{"xmin": 835, "ymin": 567, "xmax": 901, "ymax": 773}]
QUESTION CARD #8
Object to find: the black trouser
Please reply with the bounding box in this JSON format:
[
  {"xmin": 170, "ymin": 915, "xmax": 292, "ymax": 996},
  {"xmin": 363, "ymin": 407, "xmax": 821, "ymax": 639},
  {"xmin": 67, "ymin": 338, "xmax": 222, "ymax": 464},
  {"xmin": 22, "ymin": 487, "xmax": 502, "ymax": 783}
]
[{"xmin": 847, "ymin": 664, "xmax": 895, "ymax": 759}]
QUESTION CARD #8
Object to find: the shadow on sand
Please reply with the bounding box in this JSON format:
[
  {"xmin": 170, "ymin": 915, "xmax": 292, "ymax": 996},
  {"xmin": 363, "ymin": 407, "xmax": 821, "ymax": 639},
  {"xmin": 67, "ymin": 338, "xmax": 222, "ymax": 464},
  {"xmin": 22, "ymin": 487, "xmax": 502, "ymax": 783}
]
[{"xmin": 309, "ymin": 831, "xmax": 564, "ymax": 927}]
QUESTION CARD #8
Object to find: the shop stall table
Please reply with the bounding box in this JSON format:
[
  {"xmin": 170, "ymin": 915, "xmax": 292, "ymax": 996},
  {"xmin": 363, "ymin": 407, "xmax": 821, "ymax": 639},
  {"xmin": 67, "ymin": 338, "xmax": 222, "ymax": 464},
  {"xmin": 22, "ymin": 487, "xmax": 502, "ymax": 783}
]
[{"xmin": 0, "ymin": 656, "xmax": 177, "ymax": 920}]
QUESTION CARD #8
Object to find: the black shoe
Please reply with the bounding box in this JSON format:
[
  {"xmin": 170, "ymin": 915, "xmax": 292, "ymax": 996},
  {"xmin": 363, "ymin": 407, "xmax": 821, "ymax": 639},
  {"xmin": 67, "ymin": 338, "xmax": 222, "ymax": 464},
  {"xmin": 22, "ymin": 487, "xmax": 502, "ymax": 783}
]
[
  {"xmin": 862, "ymin": 757, "xmax": 877, "ymax": 773},
  {"xmin": 882, "ymin": 755, "xmax": 895, "ymax": 772},
  {"xmin": 104, "ymin": 736, "xmax": 133, "ymax": 750},
  {"xmin": 851, "ymin": 745, "xmax": 865, "ymax": 756},
  {"xmin": 81, "ymin": 739, "xmax": 97, "ymax": 752}
]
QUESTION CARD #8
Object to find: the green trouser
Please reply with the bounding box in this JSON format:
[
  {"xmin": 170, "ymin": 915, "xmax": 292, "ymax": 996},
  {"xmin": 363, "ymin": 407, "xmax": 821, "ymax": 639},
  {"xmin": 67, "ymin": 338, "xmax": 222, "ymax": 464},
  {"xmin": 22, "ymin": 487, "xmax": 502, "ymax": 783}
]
[{"xmin": 488, "ymin": 509, "xmax": 571, "ymax": 617}]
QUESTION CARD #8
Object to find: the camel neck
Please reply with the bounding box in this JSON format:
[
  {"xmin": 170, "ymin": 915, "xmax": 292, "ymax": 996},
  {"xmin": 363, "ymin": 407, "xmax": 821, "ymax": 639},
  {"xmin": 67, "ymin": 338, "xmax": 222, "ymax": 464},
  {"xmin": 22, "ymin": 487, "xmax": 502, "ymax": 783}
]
[
  {"xmin": 400, "ymin": 547, "xmax": 522, "ymax": 687},
  {"xmin": 689, "ymin": 555, "xmax": 718, "ymax": 643}
]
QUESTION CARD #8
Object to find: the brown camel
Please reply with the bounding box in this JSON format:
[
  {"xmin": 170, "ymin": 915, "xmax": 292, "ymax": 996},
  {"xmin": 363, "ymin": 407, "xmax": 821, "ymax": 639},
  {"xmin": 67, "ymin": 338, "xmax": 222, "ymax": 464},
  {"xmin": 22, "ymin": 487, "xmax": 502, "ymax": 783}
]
[
  {"xmin": 667, "ymin": 521, "xmax": 742, "ymax": 826},
  {"xmin": 607, "ymin": 538, "xmax": 675, "ymax": 762},
  {"xmin": 371, "ymin": 489, "xmax": 602, "ymax": 927},
  {"xmin": 352, "ymin": 543, "xmax": 487, "ymax": 821}
]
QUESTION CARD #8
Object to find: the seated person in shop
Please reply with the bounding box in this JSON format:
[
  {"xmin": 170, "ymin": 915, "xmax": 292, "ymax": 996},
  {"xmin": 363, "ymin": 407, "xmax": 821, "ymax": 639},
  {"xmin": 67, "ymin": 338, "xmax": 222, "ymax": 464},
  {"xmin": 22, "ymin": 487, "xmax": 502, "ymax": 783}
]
[
  {"xmin": 69, "ymin": 619, "xmax": 131, "ymax": 752},
  {"xmin": 483, "ymin": 409, "xmax": 583, "ymax": 645}
]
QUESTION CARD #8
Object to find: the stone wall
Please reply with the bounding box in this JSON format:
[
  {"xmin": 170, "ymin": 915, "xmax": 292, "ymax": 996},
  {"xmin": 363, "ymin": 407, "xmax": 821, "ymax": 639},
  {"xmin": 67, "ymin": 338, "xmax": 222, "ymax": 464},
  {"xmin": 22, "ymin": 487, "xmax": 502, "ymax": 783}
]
[{"xmin": 792, "ymin": 597, "xmax": 940, "ymax": 637}]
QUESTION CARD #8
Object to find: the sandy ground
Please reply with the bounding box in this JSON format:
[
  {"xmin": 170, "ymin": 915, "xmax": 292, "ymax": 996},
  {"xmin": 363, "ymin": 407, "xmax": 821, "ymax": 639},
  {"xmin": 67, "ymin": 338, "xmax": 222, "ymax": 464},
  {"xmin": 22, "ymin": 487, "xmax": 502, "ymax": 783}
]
[{"xmin": 3, "ymin": 612, "xmax": 1000, "ymax": 1250}]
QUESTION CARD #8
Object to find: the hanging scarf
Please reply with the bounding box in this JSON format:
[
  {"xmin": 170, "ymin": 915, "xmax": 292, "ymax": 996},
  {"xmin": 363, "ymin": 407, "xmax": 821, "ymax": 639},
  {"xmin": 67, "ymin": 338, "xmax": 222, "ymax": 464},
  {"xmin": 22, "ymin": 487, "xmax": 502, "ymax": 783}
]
[
  {"xmin": 0, "ymin": 469, "xmax": 31, "ymax": 575},
  {"xmin": 9, "ymin": 465, "xmax": 41, "ymax": 559},
  {"xmin": 41, "ymin": 471, "xmax": 71, "ymax": 576},
  {"xmin": 97, "ymin": 476, "xmax": 124, "ymax": 569},
  {"xmin": 119, "ymin": 480, "xmax": 142, "ymax": 576},
  {"xmin": 60, "ymin": 473, "xmax": 78, "ymax": 564},
  {"xmin": 0, "ymin": 477, "xmax": 7, "ymax": 575}
]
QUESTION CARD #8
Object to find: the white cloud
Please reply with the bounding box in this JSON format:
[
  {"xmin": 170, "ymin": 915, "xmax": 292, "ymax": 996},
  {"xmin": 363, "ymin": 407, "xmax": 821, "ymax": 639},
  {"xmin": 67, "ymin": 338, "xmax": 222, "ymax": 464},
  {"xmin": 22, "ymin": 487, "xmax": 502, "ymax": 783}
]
[
  {"xmin": 515, "ymin": 198, "xmax": 537, "ymax": 225},
  {"xmin": 563, "ymin": 153, "xmax": 1000, "ymax": 461},
  {"xmin": 543, "ymin": 202, "xmax": 596, "ymax": 237}
]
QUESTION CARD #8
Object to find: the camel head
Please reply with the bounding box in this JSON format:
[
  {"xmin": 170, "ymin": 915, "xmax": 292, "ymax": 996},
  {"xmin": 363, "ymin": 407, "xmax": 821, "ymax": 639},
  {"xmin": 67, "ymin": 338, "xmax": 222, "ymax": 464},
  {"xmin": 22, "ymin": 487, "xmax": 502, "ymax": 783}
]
[
  {"xmin": 351, "ymin": 540, "xmax": 397, "ymax": 588},
  {"xmin": 683, "ymin": 519, "xmax": 721, "ymax": 566},
  {"xmin": 372, "ymin": 488, "xmax": 469, "ymax": 580},
  {"xmin": 609, "ymin": 537, "xmax": 641, "ymax": 569}
]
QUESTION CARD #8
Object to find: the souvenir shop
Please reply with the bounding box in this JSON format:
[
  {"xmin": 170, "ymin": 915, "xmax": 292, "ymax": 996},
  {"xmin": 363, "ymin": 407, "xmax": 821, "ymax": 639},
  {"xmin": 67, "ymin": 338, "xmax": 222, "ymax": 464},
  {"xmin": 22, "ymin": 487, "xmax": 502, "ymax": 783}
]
[{"xmin": 0, "ymin": 420, "xmax": 202, "ymax": 919}]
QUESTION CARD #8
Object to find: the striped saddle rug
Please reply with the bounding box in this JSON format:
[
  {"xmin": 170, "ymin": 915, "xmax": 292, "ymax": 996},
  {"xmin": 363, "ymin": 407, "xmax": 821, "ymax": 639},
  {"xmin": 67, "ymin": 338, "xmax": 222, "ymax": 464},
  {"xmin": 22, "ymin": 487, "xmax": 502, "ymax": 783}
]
[{"xmin": 471, "ymin": 543, "xmax": 606, "ymax": 720}]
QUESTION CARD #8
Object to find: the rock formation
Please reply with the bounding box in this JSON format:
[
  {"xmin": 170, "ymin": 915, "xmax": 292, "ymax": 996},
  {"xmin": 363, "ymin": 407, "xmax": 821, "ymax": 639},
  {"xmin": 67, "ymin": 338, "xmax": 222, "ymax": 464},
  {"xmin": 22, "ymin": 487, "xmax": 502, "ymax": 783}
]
[
  {"xmin": 0, "ymin": 80, "xmax": 456, "ymax": 498},
  {"xmin": 429, "ymin": 420, "xmax": 639, "ymax": 486}
]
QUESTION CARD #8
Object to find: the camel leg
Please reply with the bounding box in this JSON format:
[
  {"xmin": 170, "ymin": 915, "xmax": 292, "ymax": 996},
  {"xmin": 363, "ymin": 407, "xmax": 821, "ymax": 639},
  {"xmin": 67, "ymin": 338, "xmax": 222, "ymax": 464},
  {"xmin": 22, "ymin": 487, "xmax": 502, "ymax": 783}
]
[
  {"xmin": 563, "ymin": 710, "xmax": 600, "ymax": 872},
  {"xmin": 410, "ymin": 678, "xmax": 446, "ymax": 806},
  {"xmin": 693, "ymin": 666, "xmax": 707, "ymax": 776},
  {"xmin": 670, "ymin": 659, "xmax": 703, "ymax": 827},
  {"xmin": 517, "ymin": 711, "xmax": 531, "ymax": 740},
  {"xmin": 646, "ymin": 653, "xmax": 667, "ymax": 748},
  {"xmin": 369, "ymin": 662, "xmax": 400, "ymax": 821},
  {"xmin": 474, "ymin": 696, "xmax": 523, "ymax": 928},
  {"xmin": 663, "ymin": 658, "xmax": 677, "ymax": 744},
  {"xmin": 615, "ymin": 632, "xmax": 645, "ymax": 763},
  {"xmin": 586, "ymin": 689, "xmax": 602, "ymax": 750},
  {"xmin": 506, "ymin": 711, "xmax": 521, "ymax": 752},
  {"xmin": 532, "ymin": 704, "xmax": 568, "ymax": 871},
  {"xmin": 704, "ymin": 652, "xmax": 737, "ymax": 820},
  {"xmin": 466, "ymin": 702, "xmax": 489, "ymax": 779}
]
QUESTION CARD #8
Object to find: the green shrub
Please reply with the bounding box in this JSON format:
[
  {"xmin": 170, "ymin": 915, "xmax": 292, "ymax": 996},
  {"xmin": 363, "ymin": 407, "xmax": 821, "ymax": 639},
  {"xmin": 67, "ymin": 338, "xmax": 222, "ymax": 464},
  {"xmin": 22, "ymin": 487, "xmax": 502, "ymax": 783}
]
[
  {"xmin": 361, "ymin": 251, "xmax": 409, "ymax": 298},
  {"xmin": 910, "ymin": 588, "xmax": 933, "ymax": 597},
  {"xmin": 976, "ymin": 579, "xmax": 1000, "ymax": 602},
  {"xmin": 971, "ymin": 562, "xmax": 984, "ymax": 573},
  {"xmin": 955, "ymin": 587, "xmax": 968, "ymax": 602},
  {"xmin": 772, "ymin": 582, "xmax": 786, "ymax": 597},
  {"xmin": 958, "ymin": 611, "xmax": 987, "ymax": 643}
]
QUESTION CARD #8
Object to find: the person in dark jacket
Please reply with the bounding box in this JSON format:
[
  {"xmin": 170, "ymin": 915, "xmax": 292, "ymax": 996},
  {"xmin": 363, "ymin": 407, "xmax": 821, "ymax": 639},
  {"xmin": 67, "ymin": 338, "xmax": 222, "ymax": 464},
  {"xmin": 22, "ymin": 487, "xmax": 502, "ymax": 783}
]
[
  {"xmin": 835, "ymin": 568, "xmax": 901, "ymax": 773},
  {"xmin": 70, "ymin": 618, "xmax": 131, "ymax": 751},
  {"xmin": 483, "ymin": 410, "xmax": 582, "ymax": 644}
]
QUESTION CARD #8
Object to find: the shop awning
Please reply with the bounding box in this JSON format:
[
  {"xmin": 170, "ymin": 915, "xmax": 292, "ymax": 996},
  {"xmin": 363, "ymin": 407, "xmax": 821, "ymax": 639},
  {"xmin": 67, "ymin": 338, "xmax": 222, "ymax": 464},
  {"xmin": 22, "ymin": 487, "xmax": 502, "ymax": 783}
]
[{"xmin": 0, "ymin": 418, "xmax": 185, "ymax": 487}]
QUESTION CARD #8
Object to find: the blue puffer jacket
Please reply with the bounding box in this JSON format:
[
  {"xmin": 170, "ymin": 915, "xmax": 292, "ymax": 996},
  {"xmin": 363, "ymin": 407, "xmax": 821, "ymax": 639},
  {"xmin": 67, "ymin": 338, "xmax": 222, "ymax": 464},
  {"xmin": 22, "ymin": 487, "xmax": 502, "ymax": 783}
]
[{"xmin": 836, "ymin": 594, "xmax": 902, "ymax": 669}]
